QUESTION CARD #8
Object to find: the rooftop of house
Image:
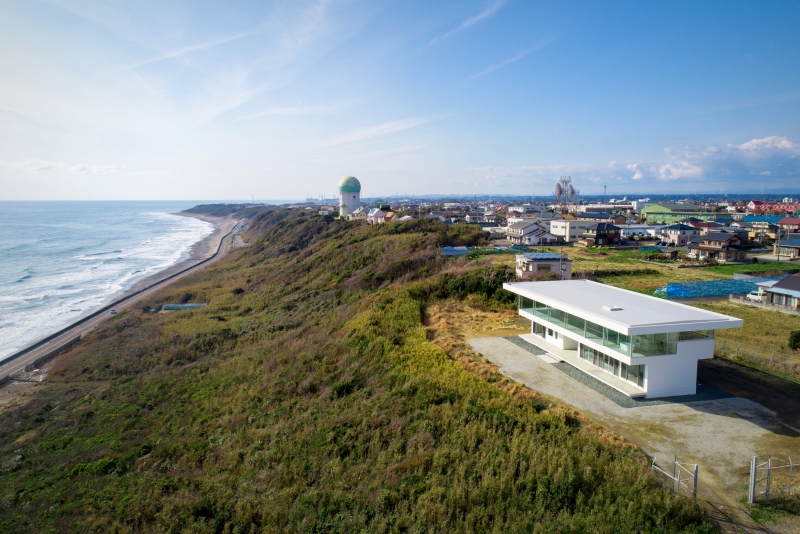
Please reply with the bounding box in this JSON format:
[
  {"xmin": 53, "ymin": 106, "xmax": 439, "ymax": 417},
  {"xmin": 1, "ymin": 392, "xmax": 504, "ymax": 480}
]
[
  {"xmin": 518, "ymin": 252, "xmax": 570, "ymax": 261},
  {"xmin": 663, "ymin": 223, "xmax": 696, "ymax": 231},
  {"xmin": 773, "ymin": 274, "xmax": 800, "ymax": 292},
  {"xmin": 643, "ymin": 203, "xmax": 700, "ymax": 212},
  {"xmin": 503, "ymin": 280, "xmax": 743, "ymax": 335},
  {"xmin": 778, "ymin": 238, "xmax": 800, "ymax": 248},
  {"xmin": 584, "ymin": 223, "xmax": 620, "ymax": 231},
  {"xmin": 576, "ymin": 213, "xmax": 621, "ymax": 219},
  {"xmin": 700, "ymin": 232, "xmax": 740, "ymax": 241},
  {"xmin": 778, "ymin": 217, "xmax": 800, "ymax": 224},
  {"xmin": 508, "ymin": 221, "xmax": 539, "ymax": 230}
]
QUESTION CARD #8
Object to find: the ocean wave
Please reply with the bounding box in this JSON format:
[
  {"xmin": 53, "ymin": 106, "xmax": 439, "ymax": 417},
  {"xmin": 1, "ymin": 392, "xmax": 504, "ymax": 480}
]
[{"xmin": 0, "ymin": 202, "xmax": 214, "ymax": 362}]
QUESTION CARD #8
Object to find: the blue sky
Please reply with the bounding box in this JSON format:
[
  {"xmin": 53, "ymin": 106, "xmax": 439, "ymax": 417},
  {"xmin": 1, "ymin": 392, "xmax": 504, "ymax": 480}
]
[{"xmin": 1, "ymin": 0, "xmax": 799, "ymax": 200}]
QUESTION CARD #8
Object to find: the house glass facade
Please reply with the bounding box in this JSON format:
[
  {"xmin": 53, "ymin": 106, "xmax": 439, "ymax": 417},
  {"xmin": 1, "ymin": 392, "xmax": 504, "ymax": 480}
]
[{"xmin": 518, "ymin": 296, "xmax": 712, "ymax": 359}]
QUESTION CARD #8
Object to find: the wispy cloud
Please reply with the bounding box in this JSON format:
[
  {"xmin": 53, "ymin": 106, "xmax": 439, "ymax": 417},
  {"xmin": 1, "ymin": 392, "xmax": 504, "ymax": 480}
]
[
  {"xmin": 425, "ymin": 0, "xmax": 508, "ymax": 48},
  {"xmin": 475, "ymin": 135, "xmax": 800, "ymax": 191},
  {"xmin": 0, "ymin": 159, "xmax": 123, "ymax": 173},
  {"xmin": 467, "ymin": 37, "xmax": 557, "ymax": 80},
  {"xmin": 319, "ymin": 117, "xmax": 430, "ymax": 147},
  {"xmin": 121, "ymin": 32, "xmax": 252, "ymax": 71},
  {"xmin": 233, "ymin": 103, "xmax": 344, "ymax": 122}
]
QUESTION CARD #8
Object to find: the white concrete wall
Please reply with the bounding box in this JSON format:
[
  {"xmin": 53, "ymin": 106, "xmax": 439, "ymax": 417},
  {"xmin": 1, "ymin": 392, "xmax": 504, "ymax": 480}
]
[
  {"xmin": 340, "ymin": 191, "xmax": 361, "ymax": 217},
  {"xmin": 641, "ymin": 339, "xmax": 714, "ymax": 398}
]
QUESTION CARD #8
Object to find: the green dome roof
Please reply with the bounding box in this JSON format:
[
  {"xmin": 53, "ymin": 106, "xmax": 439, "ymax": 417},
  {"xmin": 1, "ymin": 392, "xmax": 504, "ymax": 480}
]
[{"xmin": 338, "ymin": 175, "xmax": 361, "ymax": 193}]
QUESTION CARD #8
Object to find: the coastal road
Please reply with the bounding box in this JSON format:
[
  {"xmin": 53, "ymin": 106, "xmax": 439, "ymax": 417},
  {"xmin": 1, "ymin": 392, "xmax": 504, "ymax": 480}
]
[{"xmin": 0, "ymin": 218, "xmax": 245, "ymax": 385}]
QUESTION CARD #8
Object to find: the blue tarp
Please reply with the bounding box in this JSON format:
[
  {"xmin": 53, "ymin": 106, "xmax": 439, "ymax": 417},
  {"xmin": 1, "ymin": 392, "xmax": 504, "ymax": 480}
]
[
  {"xmin": 654, "ymin": 277, "xmax": 783, "ymax": 299},
  {"xmin": 638, "ymin": 246, "xmax": 667, "ymax": 251}
]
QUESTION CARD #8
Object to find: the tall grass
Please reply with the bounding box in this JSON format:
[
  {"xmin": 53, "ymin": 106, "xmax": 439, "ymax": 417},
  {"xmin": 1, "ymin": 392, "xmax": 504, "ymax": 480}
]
[{"xmin": 0, "ymin": 211, "xmax": 712, "ymax": 533}]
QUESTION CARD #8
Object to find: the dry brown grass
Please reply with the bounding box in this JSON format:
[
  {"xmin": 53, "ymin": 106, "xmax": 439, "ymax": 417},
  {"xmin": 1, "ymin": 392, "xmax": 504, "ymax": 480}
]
[{"xmin": 424, "ymin": 299, "xmax": 634, "ymax": 450}]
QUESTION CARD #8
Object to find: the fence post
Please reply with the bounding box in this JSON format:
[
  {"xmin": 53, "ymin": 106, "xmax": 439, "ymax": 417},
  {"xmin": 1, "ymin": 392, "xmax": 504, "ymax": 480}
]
[
  {"xmin": 766, "ymin": 455, "xmax": 771, "ymax": 501},
  {"xmin": 673, "ymin": 454, "xmax": 678, "ymax": 493},
  {"xmin": 749, "ymin": 456, "xmax": 757, "ymax": 504},
  {"xmin": 693, "ymin": 464, "xmax": 698, "ymax": 500},
  {"xmin": 789, "ymin": 456, "xmax": 793, "ymax": 496},
  {"xmin": 770, "ymin": 349, "xmax": 775, "ymax": 367},
  {"xmin": 677, "ymin": 470, "xmax": 682, "ymax": 495}
]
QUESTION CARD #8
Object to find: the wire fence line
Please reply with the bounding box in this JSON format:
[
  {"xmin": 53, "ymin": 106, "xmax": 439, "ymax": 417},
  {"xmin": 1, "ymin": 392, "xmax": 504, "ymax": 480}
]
[
  {"xmin": 650, "ymin": 455, "xmax": 698, "ymax": 500},
  {"xmin": 714, "ymin": 337, "xmax": 800, "ymax": 379},
  {"xmin": 749, "ymin": 455, "xmax": 798, "ymax": 503}
]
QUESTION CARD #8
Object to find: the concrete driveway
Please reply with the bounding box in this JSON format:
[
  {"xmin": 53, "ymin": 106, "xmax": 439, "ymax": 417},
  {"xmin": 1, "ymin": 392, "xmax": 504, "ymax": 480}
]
[{"xmin": 469, "ymin": 337, "xmax": 800, "ymax": 511}]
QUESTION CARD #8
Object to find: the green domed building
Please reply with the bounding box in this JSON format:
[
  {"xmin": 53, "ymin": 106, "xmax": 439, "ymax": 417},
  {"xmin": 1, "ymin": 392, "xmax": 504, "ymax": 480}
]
[{"xmin": 338, "ymin": 175, "xmax": 361, "ymax": 216}]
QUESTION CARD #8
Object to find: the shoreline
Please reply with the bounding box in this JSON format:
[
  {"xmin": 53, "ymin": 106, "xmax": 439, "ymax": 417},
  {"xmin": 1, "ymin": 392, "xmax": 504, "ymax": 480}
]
[
  {"xmin": 0, "ymin": 212, "xmax": 238, "ymax": 365},
  {"xmin": 122, "ymin": 212, "xmax": 237, "ymax": 295}
]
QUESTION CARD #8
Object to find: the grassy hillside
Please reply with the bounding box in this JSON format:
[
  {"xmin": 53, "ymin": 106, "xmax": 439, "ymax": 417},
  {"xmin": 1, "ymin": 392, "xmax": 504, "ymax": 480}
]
[{"xmin": 0, "ymin": 212, "xmax": 711, "ymax": 533}]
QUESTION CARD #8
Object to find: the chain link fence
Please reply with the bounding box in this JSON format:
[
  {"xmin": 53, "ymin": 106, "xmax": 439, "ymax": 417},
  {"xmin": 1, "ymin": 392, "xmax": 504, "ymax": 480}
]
[{"xmin": 714, "ymin": 337, "xmax": 800, "ymax": 380}]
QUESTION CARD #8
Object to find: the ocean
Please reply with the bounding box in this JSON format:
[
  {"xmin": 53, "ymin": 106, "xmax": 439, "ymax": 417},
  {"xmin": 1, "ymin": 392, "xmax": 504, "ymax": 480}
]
[{"xmin": 0, "ymin": 201, "xmax": 214, "ymax": 363}]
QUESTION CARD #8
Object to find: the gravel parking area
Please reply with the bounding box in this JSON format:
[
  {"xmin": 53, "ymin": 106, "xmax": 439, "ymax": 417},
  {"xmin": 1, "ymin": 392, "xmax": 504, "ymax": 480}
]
[{"xmin": 469, "ymin": 336, "xmax": 800, "ymax": 509}]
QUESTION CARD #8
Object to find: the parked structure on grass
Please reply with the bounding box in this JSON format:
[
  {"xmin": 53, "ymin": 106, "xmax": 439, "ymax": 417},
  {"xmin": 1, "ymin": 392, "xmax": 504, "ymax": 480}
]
[
  {"xmin": 506, "ymin": 221, "xmax": 558, "ymax": 245},
  {"xmin": 775, "ymin": 238, "xmax": 800, "ymax": 259},
  {"xmin": 503, "ymin": 280, "xmax": 743, "ymax": 398},
  {"xmin": 515, "ymin": 252, "xmax": 572, "ymax": 280},
  {"xmin": 687, "ymin": 232, "xmax": 747, "ymax": 262},
  {"xmin": 549, "ymin": 220, "xmax": 596, "ymax": 243},
  {"xmin": 756, "ymin": 274, "xmax": 800, "ymax": 310},
  {"xmin": 660, "ymin": 224, "xmax": 699, "ymax": 246},
  {"xmin": 580, "ymin": 223, "xmax": 621, "ymax": 247}
]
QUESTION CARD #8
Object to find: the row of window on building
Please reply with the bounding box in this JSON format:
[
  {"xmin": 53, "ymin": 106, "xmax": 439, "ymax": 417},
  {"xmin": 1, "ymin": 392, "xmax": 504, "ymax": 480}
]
[{"xmin": 519, "ymin": 296, "xmax": 714, "ymax": 358}]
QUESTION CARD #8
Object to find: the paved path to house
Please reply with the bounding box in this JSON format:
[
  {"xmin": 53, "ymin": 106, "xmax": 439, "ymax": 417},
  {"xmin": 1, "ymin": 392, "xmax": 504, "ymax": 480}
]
[{"xmin": 469, "ymin": 337, "xmax": 800, "ymax": 512}]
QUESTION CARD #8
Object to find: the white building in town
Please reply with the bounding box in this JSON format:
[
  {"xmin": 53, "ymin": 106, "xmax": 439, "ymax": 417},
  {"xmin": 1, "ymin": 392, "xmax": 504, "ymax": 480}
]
[
  {"xmin": 515, "ymin": 253, "xmax": 572, "ymax": 280},
  {"xmin": 338, "ymin": 176, "xmax": 361, "ymax": 217},
  {"xmin": 503, "ymin": 280, "xmax": 742, "ymax": 398},
  {"xmin": 549, "ymin": 220, "xmax": 596, "ymax": 243}
]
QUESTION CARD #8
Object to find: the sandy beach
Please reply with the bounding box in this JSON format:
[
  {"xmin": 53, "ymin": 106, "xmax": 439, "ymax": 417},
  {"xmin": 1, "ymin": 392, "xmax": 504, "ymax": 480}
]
[{"xmin": 123, "ymin": 212, "xmax": 240, "ymax": 294}]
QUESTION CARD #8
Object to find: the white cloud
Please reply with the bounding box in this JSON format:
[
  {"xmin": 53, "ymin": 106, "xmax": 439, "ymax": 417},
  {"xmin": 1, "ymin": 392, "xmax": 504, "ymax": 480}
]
[
  {"xmin": 471, "ymin": 135, "xmax": 800, "ymax": 192},
  {"xmin": 735, "ymin": 135, "xmax": 797, "ymax": 154},
  {"xmin": 319, "ymin": 117, "xmax": 430, "ymax": 146},
  {"xmin": 0, "ymin": 159, "xmax": 122, "ymax": 173},
  {"xmin": 467, "ymin": 37, "xmax": 556, "ymax": 80},
  {"xmin": 626, "ymin": 163, "xmax": 644, "ymax": 180},
  {"xmin": 425, "ymin": 0, "xmax": 508, "ymax": 48},
  {"xmin": 71, "ymin": 163, "xmax": 124, "ymax": 173}
]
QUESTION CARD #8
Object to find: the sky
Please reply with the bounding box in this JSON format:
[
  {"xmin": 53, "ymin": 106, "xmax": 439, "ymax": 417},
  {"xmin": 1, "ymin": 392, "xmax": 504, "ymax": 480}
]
[{"xmin": 1, "ymin": 0, "xmax": 799, "ymax": 200}]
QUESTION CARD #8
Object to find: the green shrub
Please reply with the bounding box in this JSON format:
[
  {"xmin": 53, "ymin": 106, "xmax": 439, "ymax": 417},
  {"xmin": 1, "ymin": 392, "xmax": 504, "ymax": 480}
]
[{"xmin": 790, "ymin": 331, "xmax": 800, "ymax": 351}]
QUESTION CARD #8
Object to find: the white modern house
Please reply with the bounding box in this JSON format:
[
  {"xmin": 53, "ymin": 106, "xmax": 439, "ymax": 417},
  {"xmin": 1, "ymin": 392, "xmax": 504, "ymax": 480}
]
[
  {"xmin": 549, "ymin": 220, "xmax": 596, "ymax": 243},
  {"xmin": 503, "ymin": 280, "xmax": 742, "ymax": 398}
]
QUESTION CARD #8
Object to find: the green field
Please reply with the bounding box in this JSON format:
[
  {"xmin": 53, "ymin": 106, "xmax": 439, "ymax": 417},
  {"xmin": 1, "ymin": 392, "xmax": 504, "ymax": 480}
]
[{"xmin": 0, "ymin": 214, "xmax": 711, "ymax": 533}]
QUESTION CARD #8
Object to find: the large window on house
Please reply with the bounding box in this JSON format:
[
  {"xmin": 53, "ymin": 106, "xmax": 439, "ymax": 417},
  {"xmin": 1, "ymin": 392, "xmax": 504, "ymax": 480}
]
[
  {"xmin": 566, "ymin": 314, "xmax": 585, "ymax": 336},
  {"xmin": 533, "ymin": 301, "xmax": 549, "ymax": 322},
  {"xmin": 677, "ymin": 330, "xmax": 714, "ymax": 341},
  {"xmin": 580, "ymin": 345, "xmax": 644, "ymax": 388},
  {"xmin": 518, "ymin": 296, "xmax": 534, "ymax": 313},
  {"xmin": 631, "ymin": 333, "xmax": 677, "ymax": 357},
  {"xmin": 585, "ymin": 320, "xmax": 603, "ymax": 342},
  {"xmin": 549, "ymin": 308, "xmax": 567, "ymax": 328},
  {"xmin": 604, "ymin": 328, "xmax": 631, "ymax": 356}
]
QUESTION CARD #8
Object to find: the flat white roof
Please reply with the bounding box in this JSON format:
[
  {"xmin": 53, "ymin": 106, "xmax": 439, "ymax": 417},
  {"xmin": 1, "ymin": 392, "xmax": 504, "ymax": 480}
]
[{"xmin": 503, "ymin": 280, "xmax": 743, "ymax": 335}]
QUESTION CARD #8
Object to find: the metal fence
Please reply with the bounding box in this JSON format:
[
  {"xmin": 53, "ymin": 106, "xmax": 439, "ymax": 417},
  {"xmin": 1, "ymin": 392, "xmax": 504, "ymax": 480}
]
[
  {"xmin": 715, "ymin": 337, "xmax": 800, "ymax": 379},
  {"xmin": 23, "ymin": 336, "xmax": 81, "ymax": 373},
  {"xmin": 749, "ymin": 455, "xmax": 798, "ymax": 503},
  {"xmin": 651, "ymin": 455, "xmax": 698, "ymax": 499}
]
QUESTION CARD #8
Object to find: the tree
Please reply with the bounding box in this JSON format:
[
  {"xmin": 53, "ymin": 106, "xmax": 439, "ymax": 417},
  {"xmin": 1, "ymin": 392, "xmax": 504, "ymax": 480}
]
[{"xmin": 789, "ymin": 331, "xmax": 800, "ymax": 351}]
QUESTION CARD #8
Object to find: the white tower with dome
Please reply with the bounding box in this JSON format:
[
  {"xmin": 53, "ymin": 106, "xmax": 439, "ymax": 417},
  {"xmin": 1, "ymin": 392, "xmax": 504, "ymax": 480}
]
[{"xmin": 338, "ymin": 175, "xmax": 361, "ymax": 217}]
